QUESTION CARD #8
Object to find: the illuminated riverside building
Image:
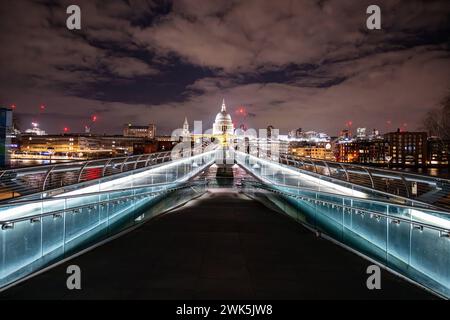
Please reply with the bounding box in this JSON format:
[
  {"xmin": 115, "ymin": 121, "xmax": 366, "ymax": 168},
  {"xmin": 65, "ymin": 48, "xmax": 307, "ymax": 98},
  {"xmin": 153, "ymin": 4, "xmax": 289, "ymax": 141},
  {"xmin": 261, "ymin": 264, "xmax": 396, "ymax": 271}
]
[
  {"xmin": 285, "ymin": 130, "xmax": 330, "ymax": 143},
  {"xmin": 290, "ymin": 145, "xmax": 335, "ymax": 161},
  {"xmin": 356, "ymin": 138, "xmax": 388, "ymax": 164},
  {"xmin": 25, "ymin": 122, "xmax": 46, "ymax": 136},
  {"xmin": 278, "ymin": 130, "xmax": 333, "ymax": 160},
  {"xmin": 427, "ymin": 137, "xmax": 449, "ymax": 166},
  {"xmin": 123, "ymin": 123, "xmax": 156, "ymax": 139},
  {"xmin": 0, "ymin": 107, "xmax": 13, "ymax": 167},
  {"xmin": 384, "ymin": 130, "xmax": 427, "ymax": 166},
  {"xmin": 336, "ymin": 140, "xmax": 359, "ymax": 163},
  {"xmin": 334, "ymin": 129, "xmax": 436, "ymax": 167},
  {"xmin": 18, "ymin": 134, "xmax": 156, "ymax": 159}
]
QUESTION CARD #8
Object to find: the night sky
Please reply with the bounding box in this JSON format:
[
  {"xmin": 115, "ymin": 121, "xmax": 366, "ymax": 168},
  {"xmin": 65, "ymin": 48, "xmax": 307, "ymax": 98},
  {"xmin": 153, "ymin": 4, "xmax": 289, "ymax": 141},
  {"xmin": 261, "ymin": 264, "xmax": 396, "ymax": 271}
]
[{"xmin": 0, "ymin": 0, "xmax": 449, "ymax": 135}]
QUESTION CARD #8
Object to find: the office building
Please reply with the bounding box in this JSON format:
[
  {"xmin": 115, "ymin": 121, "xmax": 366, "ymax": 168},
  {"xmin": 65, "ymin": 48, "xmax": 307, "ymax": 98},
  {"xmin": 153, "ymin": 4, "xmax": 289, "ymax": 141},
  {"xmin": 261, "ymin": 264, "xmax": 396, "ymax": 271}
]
[
  {"xmin": 123, "ymin": 123, "xmax": 156, "ymax": 139},
  {"xmin": 384, "ymin": 130, "xmax": 427, "ymax": 166},
  {"xmin": 0, "ymin": 108, "xmax": 13, "ymax": 167}
]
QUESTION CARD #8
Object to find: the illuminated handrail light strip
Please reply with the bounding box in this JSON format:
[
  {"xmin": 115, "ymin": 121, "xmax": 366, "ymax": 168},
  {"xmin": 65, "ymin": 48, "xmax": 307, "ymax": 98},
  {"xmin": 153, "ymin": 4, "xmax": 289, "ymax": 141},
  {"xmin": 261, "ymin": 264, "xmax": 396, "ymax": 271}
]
[
  {"xmin": 0, "ymin": 151, "xmax": 215, "ymax": 221},
  {"xmin": 0, "ymin": 183, "xmax": 207, "ymax": 283},
  {"xmin": 410, "ymin": 209, "xmax": 450, "ymax": 230},
  {"xmin": 60, "ymin": 150, "xmax": 215, "ymax": 197},
  {"xmin": 248, "ymin": 181, "xmax": 450, "ymax": 231},
  {"xmin": 0, "ymin": 182, "xmax": 207, "ymax": 225},
  {"xmin": 285, "ymin": 154, "xmax": 450, "ymax": 184},
  {"xmin": 249, "ymin": 183, "xmax": 450, "ymax": 294},
  {"xmin": 236, "ymin": 152, "xmax": 367, "ymax": 198}
]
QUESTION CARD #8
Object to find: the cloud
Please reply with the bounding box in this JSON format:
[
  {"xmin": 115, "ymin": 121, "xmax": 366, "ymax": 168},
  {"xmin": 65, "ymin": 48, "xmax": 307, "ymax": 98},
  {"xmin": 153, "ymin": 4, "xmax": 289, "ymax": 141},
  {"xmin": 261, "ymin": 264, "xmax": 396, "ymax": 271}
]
[
  {"xmin": 135, "ymin": 0, "xmax": 450, "ymax": 73},
  {"xmin": 105, "ymin": 57, "xmax": 159, "ymax": 78},
  {"xmin": 159, "ymin": 46, "xmax": 450, "ymax": 135},
  {"xmin": 0, "ymin": 0, "xmax": 159, "ymax": 89},
  {"xmin": 0, "ymin": 0, "xmax": 449, "ymax": 136}
]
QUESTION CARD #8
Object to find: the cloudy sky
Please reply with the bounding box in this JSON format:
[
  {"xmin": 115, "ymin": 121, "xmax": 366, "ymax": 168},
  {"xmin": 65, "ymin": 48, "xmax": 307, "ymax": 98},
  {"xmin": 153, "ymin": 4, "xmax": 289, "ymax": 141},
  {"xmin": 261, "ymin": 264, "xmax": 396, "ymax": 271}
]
[{"xmin": 0, "ymin": 0, "xmax": 449, "ymax": 135}]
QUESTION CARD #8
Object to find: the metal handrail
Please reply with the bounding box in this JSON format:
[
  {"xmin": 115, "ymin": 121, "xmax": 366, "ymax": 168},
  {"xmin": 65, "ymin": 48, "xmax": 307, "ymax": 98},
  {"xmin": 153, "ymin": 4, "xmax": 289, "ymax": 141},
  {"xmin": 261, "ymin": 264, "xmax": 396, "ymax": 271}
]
[
  {"xmin": 244, "ymin": 180, "xmax": 449, "ymax": 216},
  {"xmin": 236, "ymin": 151, "xmax": 448, "ymax": 211},
  {"xmin": 282, "ymin": 153, "xmax": 450, "ymax": 184},
  {"xmin": 2, "ymin": 148, "xmax": 216, "ymax": 205},
  {"xmin": 242, "ymin": 181, "xmax": 450, "ymax": 233},
  {"xmin": 0, "ymin": 144, "xmax": 214, "ymax": 202},
  {"xmin": 278, "ymin": 154, "xmax": 449, "ymax": 200},
  {"xmin": 0, "ymin": 145, "xmax": 210, "ymax": 177},
  {"xmin": 0, "ymin": 181, "xmax": 183, "ymax": 209},
  {"xmin": 0, "ymin": 181, "xmax": 208, "ymax": 225}
]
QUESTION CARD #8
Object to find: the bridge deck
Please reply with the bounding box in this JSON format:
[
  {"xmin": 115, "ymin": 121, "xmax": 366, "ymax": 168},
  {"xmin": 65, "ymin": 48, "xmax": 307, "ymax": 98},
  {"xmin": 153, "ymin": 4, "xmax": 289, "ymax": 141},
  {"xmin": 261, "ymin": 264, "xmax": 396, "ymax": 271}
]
[{"xmin": 1, "ymin": 190, "xmax": 434, "ymax": 300}]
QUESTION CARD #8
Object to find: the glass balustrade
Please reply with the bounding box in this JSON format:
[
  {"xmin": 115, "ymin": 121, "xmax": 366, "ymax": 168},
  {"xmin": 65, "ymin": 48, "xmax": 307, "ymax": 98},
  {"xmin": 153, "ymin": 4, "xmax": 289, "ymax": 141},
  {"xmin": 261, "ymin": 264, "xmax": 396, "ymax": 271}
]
[
  {"xmin": 237, "ymin": 151, "xmax": 450, "ymax": 298},
  {"xmin": 0, "ymin": 152, "xmax": 213, "ymax": 289}
]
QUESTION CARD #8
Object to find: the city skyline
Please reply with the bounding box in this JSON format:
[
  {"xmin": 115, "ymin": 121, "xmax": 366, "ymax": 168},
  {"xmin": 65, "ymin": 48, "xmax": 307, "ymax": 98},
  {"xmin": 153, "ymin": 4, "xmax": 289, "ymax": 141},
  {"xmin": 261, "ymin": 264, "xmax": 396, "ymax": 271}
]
[
  {"xmin": 11, "ymin": 97, "xmax": 411, "ymax": 137},
  {"xmin": 1, "ymin": 0, "xmax": 449, "ymax": 135},
  {"xmin": 11, "ymin": 102, "xmax": 415, "ymax": 137}
]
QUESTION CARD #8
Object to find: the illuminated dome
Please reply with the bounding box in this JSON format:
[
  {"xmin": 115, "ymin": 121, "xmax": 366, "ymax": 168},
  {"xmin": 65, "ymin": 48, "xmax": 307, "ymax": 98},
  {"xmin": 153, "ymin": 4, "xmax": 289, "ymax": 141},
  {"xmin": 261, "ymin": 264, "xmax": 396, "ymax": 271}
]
[
  {"xmin": 213, "ymin": 99, "xmax": 234, "ymax": 135},
  {"xmin": 215, "ymin": 110, "xmax": 232, "ymax": 122}
]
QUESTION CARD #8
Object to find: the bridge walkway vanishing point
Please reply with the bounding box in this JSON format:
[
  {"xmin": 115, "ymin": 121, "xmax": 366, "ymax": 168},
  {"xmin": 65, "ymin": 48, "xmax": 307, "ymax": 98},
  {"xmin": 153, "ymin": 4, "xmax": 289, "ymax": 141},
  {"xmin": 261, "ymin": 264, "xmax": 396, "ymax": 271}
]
[{"xmin": 0, "ymin": 188, "xmax": 434, "ymax": 300}]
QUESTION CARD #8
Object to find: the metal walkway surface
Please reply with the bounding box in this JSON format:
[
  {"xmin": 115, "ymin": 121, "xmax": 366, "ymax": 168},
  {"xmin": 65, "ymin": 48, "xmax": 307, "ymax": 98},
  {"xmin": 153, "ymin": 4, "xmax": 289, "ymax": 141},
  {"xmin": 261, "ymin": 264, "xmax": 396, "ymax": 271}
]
[{"xmin": 0, "ymin": 190, "xmax": 434, "ymax": 300}]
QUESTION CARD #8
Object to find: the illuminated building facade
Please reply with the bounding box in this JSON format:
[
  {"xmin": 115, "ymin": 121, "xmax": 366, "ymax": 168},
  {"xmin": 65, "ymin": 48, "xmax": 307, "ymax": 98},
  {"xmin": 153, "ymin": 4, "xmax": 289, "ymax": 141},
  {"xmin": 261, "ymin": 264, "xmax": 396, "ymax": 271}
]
[
  {"xmin": 336, "ymin": 141, "xmax": 359, "ymax": 163},
  {"xmin": 288, "ymin": 128, "xmax": 303, "ymax": 139},
  {"xmin": 25, "ymin": 122, "xmax": 46, "ymax": 136},
  {"xmin": 427, "ymin": 137, "xmax": 449, "ymax": 166},
  {"xmin": 213, "ymin": 99, "xmax": 234, "ymax": 135},
  {"xmin": 291, "ymin": 145, "xmax": 335, "ymax": 161},
  {"xmin": 156, "ymin": 135, "xmax": 177, "ymax": 142},
  {"xmin": 18, "ymin": 134, "xmax": 153, "ymax": 158},
  {"xmin": 0, "ymin": 108, "xmax": 13, "ymax": 167},
  {"xmin": 20, "ymin": 135, "xmax": 104, "ymax": 157},
  {"xmin": 123, "ymin": 123, "xmax": 156, "ymax": 139},
  {"xmin": 384, "ymin": 130, "xmax": 427, "ymax": 166},
  {"xmin": 284, "ymin": 130, "xmax": 330, "ymax": 143},
  {"xmin": 356, "ymin": 138, "xmax": 388, "ymax": 164},
  {"xmin": 182, "ymin": 117, "xmax": 190, "ymax": 137}
]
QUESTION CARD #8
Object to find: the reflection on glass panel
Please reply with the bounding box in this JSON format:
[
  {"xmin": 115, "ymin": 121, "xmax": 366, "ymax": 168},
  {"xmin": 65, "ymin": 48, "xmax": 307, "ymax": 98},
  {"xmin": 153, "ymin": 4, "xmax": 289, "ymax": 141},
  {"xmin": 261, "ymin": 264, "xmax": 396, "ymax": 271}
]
[{"xmin": 237, "ymin": 153, "xmax": 450, "ymax": 298}]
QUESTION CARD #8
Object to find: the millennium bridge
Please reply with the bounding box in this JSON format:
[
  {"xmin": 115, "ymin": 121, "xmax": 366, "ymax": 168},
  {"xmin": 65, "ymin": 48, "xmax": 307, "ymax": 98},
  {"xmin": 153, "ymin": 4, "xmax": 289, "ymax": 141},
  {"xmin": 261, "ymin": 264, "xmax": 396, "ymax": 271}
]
[{"xmin": 0, "ymin": 145, "xmax": 449, "ymax": 299}]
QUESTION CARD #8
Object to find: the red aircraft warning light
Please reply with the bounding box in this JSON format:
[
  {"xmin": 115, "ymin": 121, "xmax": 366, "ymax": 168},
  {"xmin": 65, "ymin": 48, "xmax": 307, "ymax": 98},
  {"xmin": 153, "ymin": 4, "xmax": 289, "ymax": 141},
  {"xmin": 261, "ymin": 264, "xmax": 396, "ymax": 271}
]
[{"xmin": 235, "ymin": 106, "xmax": 247, "ymax": 116}]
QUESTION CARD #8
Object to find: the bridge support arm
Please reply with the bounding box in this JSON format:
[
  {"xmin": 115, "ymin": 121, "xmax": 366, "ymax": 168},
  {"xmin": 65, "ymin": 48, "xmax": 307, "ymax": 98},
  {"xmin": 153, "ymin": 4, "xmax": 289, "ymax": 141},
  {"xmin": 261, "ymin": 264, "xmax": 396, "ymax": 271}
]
[
  {"xmin": 362, "ymin": 167, "xmax": 375, "ymax": 189},
  {"xmin": 77, "ymin": 161, "xmax": 92, "ymax": 183},
  {"xmin": 339, "ymin": 163, "xmax": 350, "ymax": 182},
  {"xmin": 42, "ymin": 166, "xmax": 57, "ymax": 191}
]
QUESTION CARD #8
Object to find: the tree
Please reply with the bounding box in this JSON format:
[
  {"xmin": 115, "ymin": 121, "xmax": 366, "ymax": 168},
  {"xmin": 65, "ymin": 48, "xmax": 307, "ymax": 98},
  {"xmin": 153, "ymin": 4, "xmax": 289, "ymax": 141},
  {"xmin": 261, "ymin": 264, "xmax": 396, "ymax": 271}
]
[{"xmin": 423, "ymin": 91, "xmax": 450, "ymax": 140}]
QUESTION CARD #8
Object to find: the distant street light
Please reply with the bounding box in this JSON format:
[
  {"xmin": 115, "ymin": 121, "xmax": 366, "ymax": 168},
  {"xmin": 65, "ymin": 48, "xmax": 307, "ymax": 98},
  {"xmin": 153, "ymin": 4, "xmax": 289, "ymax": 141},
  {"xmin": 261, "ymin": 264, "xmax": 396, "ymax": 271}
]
[{"xmin": 47, "ymin": 147, "xmax": 55, "ymax": 164}]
